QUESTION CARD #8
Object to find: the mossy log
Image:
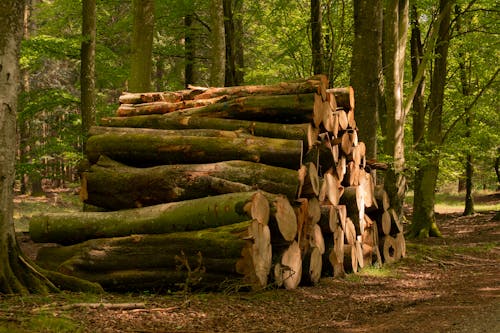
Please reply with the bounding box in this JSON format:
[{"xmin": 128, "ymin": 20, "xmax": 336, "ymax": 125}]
[
  {"xmin": 36, "ymin": 221, "xmax": 272, "ymax": 291},
  {"xmin": 85, "ymin": 130, "xmax": 303, "ymax": 169},
  {"xmin": 30, "ymin": 191, "xmax": 270, "ymax": 245},
  {"xmin": 171, "ymin": 94, "xmax": 316, "ymax": 124},
  {"xmin": 99, "ymin": 115, "xmax": 310, "ymax": 142},
  {"xmin": 81, "ymin": 156, "xmax": 300, "ymax": 210}
]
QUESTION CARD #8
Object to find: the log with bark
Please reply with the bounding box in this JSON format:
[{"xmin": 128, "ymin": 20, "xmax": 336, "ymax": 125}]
[
  {"xmin": 81, "ymin": 156, "xmax": 301, "ymax": 209},
  {"xmin": 85, "ymin": 129, "xmax": 304, "ymax": 169},
  {"xmin": 100, "ymin": 115, "xmax": 310, "ymax": 142},
  {"xmin": 35, "ymin": 220, "xmax": 272, "ymax": 291},
  {"xmin": 190, "ymin": 75, "xmax": 328, "ymax": 100},
  {"xmin": 117, "ymin": 96, "xmax": 226, "ymax": 117},
  {"xmin": 170, "ymin": 93, "xmax": 317, "ymax": 124},
  {"xmin": 30, "ymin": 191, "xmax": 273, "ymax": 245}
]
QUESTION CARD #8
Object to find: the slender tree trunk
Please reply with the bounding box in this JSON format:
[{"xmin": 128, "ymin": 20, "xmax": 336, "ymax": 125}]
[
  {"xmin": 209, "ymin": 0, "xmax": 225, "ymax": 86},
  {"xmin": 184, "ymin": 13, "xmax": 194, "ymax": 87},
  {"xmin": 350, "ymin": 0, "xmax": 382, "ymax": 160},
  {"xmin": 382, "ymin": 0, "xmax": 409, "ymax": 217},
  {"xmin": 81, "ymin": 0, "xmax": 96, "ymax": 146},
  {"xmin": 223, "ymin": 0, "xmax": 243, "ymax": 86},
  {"xmin": 311, "ymin": 0, "xmax": 324, "ymax": 75},
  {"xmin": 233, "ymin": 0, "xmax": 244, "ymax": 84},
  {"xmin": 456, "ymin": 5, "xmax": 474, "ymax": 216},
  {"xmin": 410, "ymin": 0, "xmax": 453, "ymax": 238},
  {"xmin": 410, "ymin": 5, "xmax": 425, "ymax": 149},
  {"xmin": 129, "ymin": 0, "xmax": 154, "ymax": 92}
]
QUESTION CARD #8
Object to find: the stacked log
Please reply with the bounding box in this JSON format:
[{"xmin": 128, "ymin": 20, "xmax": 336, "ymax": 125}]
[{"xmin": 30, "ymin": 75, "xmax": 405, "ymax": 292}]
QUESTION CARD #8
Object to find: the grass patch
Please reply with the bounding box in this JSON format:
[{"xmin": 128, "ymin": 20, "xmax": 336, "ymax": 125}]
[
  {"xmin": 405, "ymin": 190, "xmax": 499, "ymax": 213},
  {"xmin": 13, "ymin": 190, "xmax": 82, "ymax": 232}
]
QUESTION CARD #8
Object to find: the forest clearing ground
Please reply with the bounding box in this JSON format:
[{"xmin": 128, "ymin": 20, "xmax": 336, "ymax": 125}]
[{"xmin": 1, "ymin": 191, "xmax": 498, "ymax": 333}]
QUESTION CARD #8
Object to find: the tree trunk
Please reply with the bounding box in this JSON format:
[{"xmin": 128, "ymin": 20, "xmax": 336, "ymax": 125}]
[
  {"xmin": 310, "ymin": 0, "xmax": 323, "ymax": 75},
  {"xmin": 0, "ymin": 0, "xmax": 100, "ymax": 294},
  {"xmin": 129, "ymin": 0, "xmax": 154, "ymax": 92},
  {"xmin": 350, "ymin": 0, "xmax": 382, "ymax": 160},
  {"xmin": 184, "ymin": 13, "xmax": 195, "ymax": 87},
  {"xmin": 410, "ymin": 0, "xmax": 452, "ymax": 238},
  {"xmin": 30, "ymin": 191, "xmax": 272, "ymax": 245},
  {"xmin": 36, "ymin": 220, "xmax": 272, "ymax": 291},
  {"xmin": 80, "ymin": 0, "xmax": 96, "ymax": 145},
  {"xmin": 382, "ymin": 0, "xmax": 409, "ymax": 218},
  {"xmin": 456, "ymin": 5, "xmax": 474, "ymax": 216},
  {"xmin": 100, "ymin": 115, "xmax": 310, "ymax": 142},
  {"xmin": 81, "ymin": 156, "xmax": 300, "ymax": 209},
  {"xmin": 85, "ymin": 129, "xmax": 303, "ymax": 169},
  {"xmin": 209, "ymin": 0, "xmax": 226, "ymax": 86}
]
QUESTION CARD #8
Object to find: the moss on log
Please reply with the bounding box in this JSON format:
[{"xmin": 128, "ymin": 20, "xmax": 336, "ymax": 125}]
[
  {"xmin": 30, "ymin": 191, "xmax": 269, "ymax": 245},
  {"xmin": 85, "ymin": 130, "xmax": 303, "ymax": 169},
  {"xmin": 81, "ymin": 157, "xmax": 300, "ymax": 210}
]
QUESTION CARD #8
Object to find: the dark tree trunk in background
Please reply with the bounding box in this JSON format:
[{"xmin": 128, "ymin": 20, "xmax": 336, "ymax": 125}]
[
  {"xmin": 350, "ymin": 0, "xmax": 382, "ymax": 160},
  {"xmin": 129, "ymin": 0, "xmax": 154, "ymax": 92},
  {"xmin": 311, "ymin": 0, "xmax": 324, "ymax": 75},
  {"xmin": 184, "ymin": 13, "xmax": 194, "ymax": 87},
  {"xmin": 81, "ymin": 0, "xmax": 96, "ymax": 145},
  {"xmin": 223, "ymin": 0, "xmax": 243, "ymax": 86},
  {"xmin": 455, "ymin": 5, "xmax": 474, "ymax": 216},
  {"xmin": 210, "ymin": 0, "xmax": 226, "ymax": 86},
  {"xmin": 233, "ymin": 0, "xmax": 244, "ymax": 84}
]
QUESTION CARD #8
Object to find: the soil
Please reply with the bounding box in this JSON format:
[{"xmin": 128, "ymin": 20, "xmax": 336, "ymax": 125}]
[{"xmin": 5, "ymin": 193, "xmax": 500, "ymax": 333}]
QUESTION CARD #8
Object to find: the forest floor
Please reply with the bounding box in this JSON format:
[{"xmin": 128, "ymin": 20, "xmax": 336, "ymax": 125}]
[{"xmin": 1, "ymin": 190, "xmax": 499, "ymax": 333}]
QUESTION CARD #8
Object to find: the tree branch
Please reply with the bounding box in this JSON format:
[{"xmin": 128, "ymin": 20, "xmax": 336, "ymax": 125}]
[
  {"xmin": 441, "ymin": 68, "xmax": 499, "ymax": 144},
  {"xmin": 403, "ymin": 2, "xmax": 453, "ymax": 117}
]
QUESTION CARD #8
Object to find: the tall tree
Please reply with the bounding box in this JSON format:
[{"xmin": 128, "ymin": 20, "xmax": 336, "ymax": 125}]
[
  {"xmin": 350, "ymin": 0, "xmax": 382, "ymax": 160},
  {"xmin": 381, "ymin": 0, "xmax": 409, "ymax": 217},
  {"xmin": 80, "ymin": 0, "xmax": 96, "ymax": 143},
  {"xmin": 184, "ymin": 12, "xmax": 195, "ymax": 87},
  {"xmin": 209, "ymin": 0, "xmax": 226, "ymax": 86},
  {"xmin": 223, "ymin": 0, "xmax": 244, "ymax": 86},
  {"xmin": 410, "ymin": 0, "xmax": 453, "ymax": 238},
  {"xmin": 310, "ymin": 0, "xmax": 324, "ymax": 75},
  {"xmin": 455, "ymin": 5, "xmax": 474, "ymax": 216},
  {"xmin": 129, "ymin": 0, "xmax": 155, "ymax": 92},
  {"xmin": 0, "ymin": 0, "xmax": 59, "ymax": 294}
]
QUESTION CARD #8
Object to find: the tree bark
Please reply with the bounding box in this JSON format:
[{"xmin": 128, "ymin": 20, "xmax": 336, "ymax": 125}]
[
  {"xmin": 410, "ymin": 0, "xmax": 452, "ymax": 238},
  {"xmin": 85, "ymin": 129, "xmax": 303, "ymax": 169},
  {"xmin": 81, "ymin": 156, "xmax": 300, "ymax": 209},
  {"xmin": 184, "ymin": 12, "xmax": 195, "ymax": 87},
  {"xmin": 0, "ymin": 0, "xmax": 101, "ymax": 294},
  {"xmin": 209, "ymin": 0, "xmax": 226, "ymax": 86},
  {"xmin": 80, "ymin": 0, "xmax": 96, "ymax": 144},
  {"xmin": 30, "ymin": 191, "xmax": 271, "ymax": 245},
  {"xmin": 382, "ymin": 0, "xmax": 409, "ymax": 218},
  {"xmin": 193, "ymin": 76, "xmax": 326, "ymax": 100},
  {"xmin": 350, "ymin": 0, "xmax": 382, "ymax": 160},
  {"xmin": 129, "ymin": 0, "xmax": 154, "ymax": 92},
  {"xmin": 116, "ymin": 97, "xmax": 226, "ymax": 117},
  {"xmin": 173, "ymin": 93, "xmax": 317, "ymax": 124},
  {"xmin": 100, "ymin": 115, "xmax": 310, "ymax": 142},
  {"xmin": 310, "ymin": 0, "xmax": 324, "ymax": 75}
]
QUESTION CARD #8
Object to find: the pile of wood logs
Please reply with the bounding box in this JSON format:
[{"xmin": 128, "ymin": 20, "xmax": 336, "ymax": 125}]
[{"xmin": 30, "ymin": 75, "xmax": 406, "ymax": 292}]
